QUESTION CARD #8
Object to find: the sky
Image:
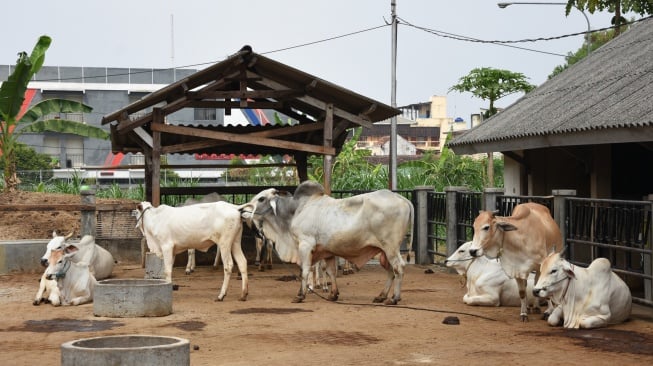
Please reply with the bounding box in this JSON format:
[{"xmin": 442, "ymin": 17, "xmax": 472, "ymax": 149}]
[{"xmin": 3, "ymin": 0, "xmax": 639, "ymax": 122}]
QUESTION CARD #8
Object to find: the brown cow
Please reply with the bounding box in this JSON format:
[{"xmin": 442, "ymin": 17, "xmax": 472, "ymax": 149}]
[{"xmin": 468, "ymin": 202, "xmax": 561, "ymax": 321}]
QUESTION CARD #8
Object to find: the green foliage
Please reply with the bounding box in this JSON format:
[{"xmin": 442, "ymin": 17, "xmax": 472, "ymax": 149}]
[
  {"xmin": 0, "ymin": 142, "xmax": 51, "ymax": 171},
  {"xmin": 449, "ymin": 67, "xmax": 535, "ymax": 117},
  {"xmin": 0, "ymin": 36, "xmax": 109, "ymax": 192}
]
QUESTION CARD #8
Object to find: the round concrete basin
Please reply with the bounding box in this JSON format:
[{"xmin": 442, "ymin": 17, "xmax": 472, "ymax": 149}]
[
  {"xmin": 94, "ymin": 279, "xmax": 172, "ymax": 317},
  {"xmin": 61, "ymin": 335, "xmax": 189, "ymax": 366}
]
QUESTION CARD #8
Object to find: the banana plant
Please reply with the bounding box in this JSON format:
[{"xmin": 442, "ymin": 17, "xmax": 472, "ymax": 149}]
[{"xmin": 0, "ymin": 35, "xmax": 109, "ymax": 192}]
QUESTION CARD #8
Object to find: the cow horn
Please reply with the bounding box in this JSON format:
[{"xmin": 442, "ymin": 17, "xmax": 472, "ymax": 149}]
[{"xmin": 64, "ymin": 231, "xmax": 74, "ymax": 240}]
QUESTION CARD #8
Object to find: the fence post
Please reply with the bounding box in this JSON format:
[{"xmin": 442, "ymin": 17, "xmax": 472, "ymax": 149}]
[
  {"xmin": 413, "ymin": 186, "xmax": 432, "ymax": 265},
  {"xmin": 80, "ymin": 189, "xmax": 97, "ymax": 237},
  {"xmin": 483, "ymin": 188, "xmax": 505, "ymax": 211},
  {"xmin": 445, "ymin": 186, "xmax": 465, "ymax": 257},
  {"xmin": 646, "ymin": 196, "xmax": 653, "ymax": 303},
  {"xmin": 552, "ymin": 189, "xmax": 576, "ymax": 251}
]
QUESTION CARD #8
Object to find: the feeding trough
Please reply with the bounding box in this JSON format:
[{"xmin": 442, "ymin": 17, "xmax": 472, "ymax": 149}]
[
  {"xmin": 94, "ymin": 279, "xmax": 172, "ymax": 317},
  {"xmin": 61, "ymin": 335, "xmax": 189, "ymax": 366}
]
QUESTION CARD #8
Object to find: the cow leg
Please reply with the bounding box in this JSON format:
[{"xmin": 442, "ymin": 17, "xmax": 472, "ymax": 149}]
[
  {"xmin": 33, "ymin": 273, "xmax": 48, "ymax": 305},
  {"xmin": 293, "ymin": 261, "xmax": 312, "ymax": 303},
  {"xmin": 374, "ymin": 252, "xmax": 404, "ymax": 305},
  {"xmin": 547, "ymin": 305, "xmax": 564, "ymax": 326},
  {"xmin": 230, "ymin": 234, "xmax": 249, "ymax": 301},
  {"xmin": 516, "ymin": 278, "xmax": 529, "ymax": 322},
  {"xmin": 185, "ymin": 249, "xmax": 195, "ymax": 275},
  {"xmin": 463, "ymin": 294, "xmax": 500, "ymax": 306},
  {"xmin": 255, "ymin": 237, "xmax": 263, "ymax": 270},
  {"xmin": 213, "ymin": 245, "xmax": 221, "ymax": 269},
  {"xmin": 324, "ymin": 257, "xmax": 339, "ymax": 301},
  {"xmin": 265, "ymin": 241, "xmax": 273, "ymax": 270},
  {"xmin": 215, "ymin": 243, "xmax": 234, "ymax": 302},
  {"xmin": 162, "ymin": 245, "xmax": 175, "ymax": 283}
]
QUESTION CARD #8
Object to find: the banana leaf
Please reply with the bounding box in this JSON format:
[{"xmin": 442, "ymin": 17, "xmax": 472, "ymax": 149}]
[
  {"xmin": 19, "ymin": 99, "xmax": 93, "ymax": 124},
  {"xmin": 20, "ymin": 119, "xmax": 110, "ymax": 140}
]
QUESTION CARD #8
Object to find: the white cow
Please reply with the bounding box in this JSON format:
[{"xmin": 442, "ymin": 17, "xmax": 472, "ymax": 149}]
[
  {"xmin": 533, "ymin": 251, "xmax": 632, "ymax": 329},
  {"xmin": 240, "ymin": 180, "xmax": 413, "ymax": 305},
  {"xmin": 469, "ymin": 203, "xmax": 561, "ymax": 321},
  {"xmin": 40, "ymin": 231, "xmax": 114, "ymax": 280},
  {"xmin": 180, "ymin": 193, "xmax": 224, "ymax": 274},
  {"xmin": 44, "ymin": 247, "xmax": 97, "ymax": 306},
  {"xmin": 445, "ymin": 241, "xmax": 537, "ymax": 308},
  {"xmin": 33, "ymin": 271, "xmax": 61, "ymax": 306},
  {"xmin": 135, "ymin": 201, "xmax": 248, "ymax": 301}
]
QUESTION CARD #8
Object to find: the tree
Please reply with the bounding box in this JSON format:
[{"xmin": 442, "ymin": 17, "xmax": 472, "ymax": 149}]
[
  {"xmin": 565, "ymin": 1, "xmax": 653, "ymax": 36},
  {"xmin": 0, "ymin": 35, "xmax": 109, "ymax": 192},
  {"xmin": 448, "ymin": 67, "xmax": 535, "ymax": 187}
]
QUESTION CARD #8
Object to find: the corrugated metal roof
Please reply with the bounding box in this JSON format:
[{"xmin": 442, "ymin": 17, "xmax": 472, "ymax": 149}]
[{"xmin": 448, "ymin": 18, "xmax": 653, "ymax": 155}]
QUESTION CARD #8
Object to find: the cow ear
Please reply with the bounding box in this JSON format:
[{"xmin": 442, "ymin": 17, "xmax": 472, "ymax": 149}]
[
  {"xmin": 563, "ymin": 263, "xmax": 576, "ymax": 279},
  {"xmin": 64, "ymin": 244, "xmax": 79, "ymax": 254},
  {"xmin": 52, "ymin": 231, "xmax": 58, "ymax": 238},
  {"xmin": 239, "ymin": 203, "xmax": 255, "ymax": 221},
  {"xmin": 496, "ymin": 222, "xmax": 517, "ymax": 232}
]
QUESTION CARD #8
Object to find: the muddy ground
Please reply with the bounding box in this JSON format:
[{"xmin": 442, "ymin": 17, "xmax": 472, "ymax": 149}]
[{"xmin": 1, "ymin": 262, "xmax": 652, "ymax": 366}]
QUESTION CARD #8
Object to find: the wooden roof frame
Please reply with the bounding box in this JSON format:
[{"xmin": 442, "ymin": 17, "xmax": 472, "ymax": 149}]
[{"xmin": 102, "ymin": 45, "xmax": 400, "ymax": 204}]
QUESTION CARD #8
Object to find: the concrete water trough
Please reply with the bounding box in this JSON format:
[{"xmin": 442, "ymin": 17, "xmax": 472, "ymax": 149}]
[
  {"xmin": 93, "ymin": 279, "xmax": 172, "ymax": 317},
  {"xmin": 61, "ymin": 335, "xmax": 189, "ymax": 366}
]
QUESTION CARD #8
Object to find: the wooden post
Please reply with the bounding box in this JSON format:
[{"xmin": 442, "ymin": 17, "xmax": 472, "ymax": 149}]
[
  {"xmin": 323, "ymin": 103, "xmax": 333, "ymax": 195},
  {"xmin": 80, "ymin": 189, "xmax": 96, "ymax": 237},
  {"xmin": 152, "ymin": 108, "xmax": 163, "ymax": 206}
]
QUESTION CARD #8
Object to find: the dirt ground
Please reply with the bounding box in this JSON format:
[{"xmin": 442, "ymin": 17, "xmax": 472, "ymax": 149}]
[{"xmin": 1, "ymin": 191, "xmax": 653, "ymax": 365}]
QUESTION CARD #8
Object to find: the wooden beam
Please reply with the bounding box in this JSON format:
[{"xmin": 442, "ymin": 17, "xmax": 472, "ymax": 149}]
[
  {"xmin": 152, "ymin": 108, "xmax": 163, "ymax": 206},
  {"xmin": 160, "ymin": 121, "xmax": 326, "ymax": 154},
  {"xmin": 186, "ymin": 100, "xmax": 283, "ymax": 110},
  {"xmin": 188, "ymin": 89, "xmax": 304, "ymax": 100},
  {"xmin": 323, "ymin": 103, "xmax": 334, "ymax": 194},
  {"xmin": 133, "ymin": 127, "xmax": 153, "ymax": 148},
  {"xmin": 151, "ymin": 123, "xmax": 335, "ymax": 155},
  {"xmin": 116, "ymin": 113, "xmax": 153, "ymax": 135}
]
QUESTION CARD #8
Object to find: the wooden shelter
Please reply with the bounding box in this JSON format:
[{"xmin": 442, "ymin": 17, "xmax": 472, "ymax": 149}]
[{"xmin": 102, "ymin": 46, "xmax": 400, "ymax": 204}]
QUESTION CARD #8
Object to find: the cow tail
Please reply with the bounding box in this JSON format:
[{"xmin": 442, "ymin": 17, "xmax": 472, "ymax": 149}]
[{"xmin": 407, "ymin": 198, "xmax": 415, "ymax": 259}]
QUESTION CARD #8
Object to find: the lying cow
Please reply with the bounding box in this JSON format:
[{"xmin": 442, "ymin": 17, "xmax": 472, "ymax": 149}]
[
  {"xmin": 240, "ymin": 180, "xmax": 414, "ymax": 305},
  {"xmin": 136, "ymin": 201, "xmax": 248, "ymax": 301},
  {"xmin": 34, "ymin": 232, "xmax": 112, "ymax": 305},
  {"xmin": 468, "ymin": 203, "xmax": 561, "ymax": 321},
  {"xmin": 533, "ymin": 251, "xmax": 632, "ymax": 329},
  {"xmin": 44, "ymin": 246, "xmax": 97, "ymax": 306},
  {"xmin": 40, "ymin": 231, "xmax": 114, "ymax": 280},
  {"xmin": 445, "ymin": 241, "xmax": 537, "ymax": 308}
]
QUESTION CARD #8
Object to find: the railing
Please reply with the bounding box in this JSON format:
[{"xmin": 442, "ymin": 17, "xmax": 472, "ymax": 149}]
[
  {"xmin": 496, "ymin": 195, "xmax": 554, "ymax": 216},
  {"xmin": 426, "ymin": 192, "xmax": 447, "ymax": 262}
]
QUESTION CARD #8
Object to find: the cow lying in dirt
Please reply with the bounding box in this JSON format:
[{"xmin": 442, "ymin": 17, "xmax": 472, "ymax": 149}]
[{"xmin": 44, "ymin": 246, "xmax": 97, "ymax": 306}]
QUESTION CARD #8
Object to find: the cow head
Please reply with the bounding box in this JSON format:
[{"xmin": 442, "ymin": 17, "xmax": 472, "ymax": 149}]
[
  {"xmin": 468, "ymin": 210, "xmax": 517, "ymax": 258},
  {"xmin": 239, "ymin": 188, "xmax": 279, "ymax": 233},
  {"xmin": 44, "ymin": 248, "xmax": 70, "ymax": 280},
  {"xmin": 40, "ymin": 231, "xmax": 74, "ymax": 267},
  {"xmin": 134, "ymin": 202, "xmax": 153, "ymax": 230},
  {"xmin": 532, "ymin": 251, "xmax": 574, "ymax": 299},
  {"xmin": 444, "ymin": 241, "xmax": 475, "ymax": 276}
]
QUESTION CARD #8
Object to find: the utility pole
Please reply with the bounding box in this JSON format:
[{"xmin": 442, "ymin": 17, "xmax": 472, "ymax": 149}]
[{"xmin": 389, "ymin": 0, "xmax": 398, "ymax": 189}]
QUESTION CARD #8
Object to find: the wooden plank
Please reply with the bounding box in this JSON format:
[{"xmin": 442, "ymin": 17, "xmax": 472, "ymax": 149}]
[
  {"xmin": 0, "ymin": 204, "xmax": 94, "ymax": 212},
  {"xmin": 152, "ymin": 123, "xmax": 335, "ymax": 155}
]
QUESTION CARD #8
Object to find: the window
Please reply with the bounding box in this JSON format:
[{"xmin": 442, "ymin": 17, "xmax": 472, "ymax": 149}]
[{"xmin": 194, "ymin": 108, "xmax": 217, "ymax": 120}]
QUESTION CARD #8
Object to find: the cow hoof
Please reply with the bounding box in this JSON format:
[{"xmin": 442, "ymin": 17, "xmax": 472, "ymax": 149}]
[
  {"xmin": 373, "ymin": 296, "xmax": 386, "ymax": 303},
  {"xmin": 542, "ymin": 312, "xmax": 551, "ymax": 321},
  {"xmin": 214, "ymin": 296, "xmax": 225, "ymax": 302},
  {"xmin": 291, "ymin": 296, "xmax": 304, "ymax": 303},
  {"xmin": 185, "ymin": 270, "xmax": 193, "ymax": 275},
  {"xmin": 238, "ymin": 296, "xmax": 248, "ymax": 302},
  {"xmin": 327, "ymin": 294, "xmax": 339, "ymax": 301},
  {"xmin": 383, "ymin": 298, "xmax": 398, "ymax": 305},
  {"xmin": 520, "ymin": 314, "xmax": 529, "ymax": 322},
  {"xmin": 33, "ymin": 300, "xmax": 41, "ymax": 306}
]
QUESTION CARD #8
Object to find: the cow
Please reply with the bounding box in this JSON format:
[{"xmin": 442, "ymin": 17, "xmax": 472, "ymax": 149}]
[
  {"xmin": 40, "ymin": 231, "xmax": 114, "ymax": 280},
  {"xmin": 533, "ymin": 251, "xmax": 632, "ymax": 329},
  {"xmin": 135, "ymin": 201, "xmax": 248, "ymax": 301},
  {"xmin": 44, "ymin": 246, "xmax": 97, "ymax": 306},
  {"xmin": 240, "ymin": 180, "xmax": 414, "ymax": 305},
  {"xmin": 179, "ymin": 193, "xmax": 224, "ymax": 274},
  {"xmin": 445, "ymin": 241, "xmax": 537, "ymax": 308},
  {"xmin": 468, "ymin": 202, "xmax": 562, "ymax": 321},
  {"xmin": 33, "ymin": 271, "xmax": 61, "ymax": 306}
]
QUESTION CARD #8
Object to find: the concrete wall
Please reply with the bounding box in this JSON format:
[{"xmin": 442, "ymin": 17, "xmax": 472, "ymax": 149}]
[{"xmin": 0, "ymin": 240, "xmax": 49, "ymax": 274}]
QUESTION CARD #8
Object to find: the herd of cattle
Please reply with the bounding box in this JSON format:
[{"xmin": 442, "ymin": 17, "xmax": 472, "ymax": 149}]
[{"xmin": 31, "ymin": 180, "xmax": 633, "ymax": 329}]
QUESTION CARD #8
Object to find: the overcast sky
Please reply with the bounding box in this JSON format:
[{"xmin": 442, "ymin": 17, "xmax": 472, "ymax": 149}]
[{"xmin": 3, "ymin": 0, "xmax": 637, "ymax": 121}]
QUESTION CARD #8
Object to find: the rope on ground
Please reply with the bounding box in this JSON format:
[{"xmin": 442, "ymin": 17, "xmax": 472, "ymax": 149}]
[{"xmin": 309, "ymin": 288, "xmax": 497, "ymax": 322}]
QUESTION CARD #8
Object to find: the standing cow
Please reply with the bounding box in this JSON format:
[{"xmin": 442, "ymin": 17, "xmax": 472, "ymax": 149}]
[
  {"xmin": 468, "ymin": 203, "xmax": 561, "ymax": 321},
  {"xmin": 240, "ymin": 180, "xmax": 413, "ymax": 305},
  {"xmin": 135, "ymin": 201, "xmax": 248, "ymax": 301},
  {"xmin": 533, "ymin": 251, "xmax": 632, "ymax": 329}
]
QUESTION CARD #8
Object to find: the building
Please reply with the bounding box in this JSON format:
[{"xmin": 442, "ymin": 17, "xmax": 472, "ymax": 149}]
[
  {"xmin": 356, "ymin": 95, "xmax": 467, "ymax": 157},
  {"xmin": 448, "ymin": 18, "xmax": 653, "ymax": 200}
]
